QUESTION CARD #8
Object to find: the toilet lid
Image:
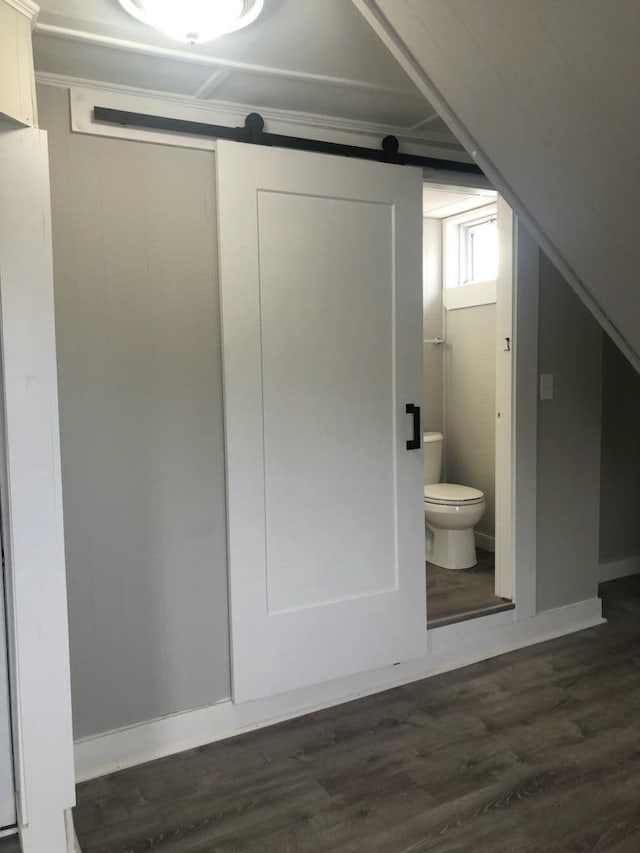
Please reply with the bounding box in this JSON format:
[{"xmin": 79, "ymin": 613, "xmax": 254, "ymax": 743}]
[{"xmin": 424, "ymin": 483, "xmax": 484, "ymax": 505}]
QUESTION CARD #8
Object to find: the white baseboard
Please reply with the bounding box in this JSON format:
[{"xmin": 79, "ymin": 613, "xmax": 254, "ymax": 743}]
[
  {"xmin": 475, "ymin": 531, "xmax": 495, "ymax": 553},
  {"xmin": 74, "ymin": 596, "xmax": 604, "ymax": 783},
  {"xmin": 599, "ymin": 555, "xmax": 640, "ymax": 583},
  {"xmin": 65, "ymin": 810, "xmax": 81, "ymax": 853}
]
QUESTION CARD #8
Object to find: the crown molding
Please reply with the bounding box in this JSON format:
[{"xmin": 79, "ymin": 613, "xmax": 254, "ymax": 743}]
[
  {"xmin": 34, "ymin": 21, "xmax": 423, "ymax": 98},
  {"xmin": 35, "ymin": 71, "xmax": 470, "ymax": 156},
  {"xmin": 4, "ymin": 0, "xmax": 39, "ymax": 26}
]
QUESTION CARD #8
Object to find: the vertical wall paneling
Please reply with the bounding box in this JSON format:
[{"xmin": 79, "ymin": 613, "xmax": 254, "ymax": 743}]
[
  {"xmin": 444, "ymin": 306, "xmax": 496, "ymax": 540},
  {"xmin": 422, "ymin": 217, "xmax": 444, "ymax": 433},
  {"xmin": 39, "ymin": 85, "xmax": 230, "ymax": 739}
]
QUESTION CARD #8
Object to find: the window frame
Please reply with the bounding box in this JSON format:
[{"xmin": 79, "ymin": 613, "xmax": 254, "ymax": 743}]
[{"xmin": 442, "ymin": 202, "xmax": 498, "ymax": 310}]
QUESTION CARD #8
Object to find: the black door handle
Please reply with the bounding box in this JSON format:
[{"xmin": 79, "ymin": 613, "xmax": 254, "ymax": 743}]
[{"xmin": 405, "ymin": 404, "xmax": 421, "ymax": 450}]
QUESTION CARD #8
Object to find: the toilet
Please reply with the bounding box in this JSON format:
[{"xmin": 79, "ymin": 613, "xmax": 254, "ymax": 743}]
[{"xmin": 423, "ymin": 432, "xmax": 485, "ymax": 570}]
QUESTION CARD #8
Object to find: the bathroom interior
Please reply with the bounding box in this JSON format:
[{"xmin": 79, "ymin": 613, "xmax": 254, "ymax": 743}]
[{"xmin": 422, "ymin": 183, "xmax": 515, "ymax": 627}]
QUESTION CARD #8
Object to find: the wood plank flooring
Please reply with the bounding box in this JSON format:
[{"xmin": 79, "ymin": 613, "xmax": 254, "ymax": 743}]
[
  {"xmin": 426, "ymin": 548, "xmax": 512, "ymax": 625},
  {"xmin": 74, "ymin": 576, "xmax": 640, "ymax": 852}
]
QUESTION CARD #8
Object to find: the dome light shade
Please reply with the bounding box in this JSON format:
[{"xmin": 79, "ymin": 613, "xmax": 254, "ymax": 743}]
[{"xmin": 117, "ymin": 0, "xmax": 264, "ymax": 44}]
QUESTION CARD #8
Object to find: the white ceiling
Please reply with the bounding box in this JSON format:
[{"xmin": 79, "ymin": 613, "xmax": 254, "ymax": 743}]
[
  {"xmin": 422, "ymin": 186, "xmax": 497, "ymax": 219},
  {"xmin": 32, "ymin": 0, "xmax": 470, "ymax": 160}
]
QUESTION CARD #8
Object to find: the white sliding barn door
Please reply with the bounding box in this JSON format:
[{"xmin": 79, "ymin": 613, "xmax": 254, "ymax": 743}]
[{"xmin": 217, "ymin": 141, "xmax": 425, "ymax": 702}]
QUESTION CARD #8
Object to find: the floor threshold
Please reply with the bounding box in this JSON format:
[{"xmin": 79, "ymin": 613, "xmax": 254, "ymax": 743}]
[{"xmin": 427, "ymin": 600, "xmax": 515, "ymax": 629}]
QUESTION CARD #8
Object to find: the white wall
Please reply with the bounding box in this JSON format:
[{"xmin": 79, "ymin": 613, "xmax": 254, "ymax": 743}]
[
  {"xmin": 39, "ymin": 85, "xmax": 231, "ymax": 739},
  {"xmin": 422, "ymin": 217, "xmax": 443, "ymax": 432},
  {"xmin": 444, "ymin": 304, "xmax": 496, "ymax": 540}
]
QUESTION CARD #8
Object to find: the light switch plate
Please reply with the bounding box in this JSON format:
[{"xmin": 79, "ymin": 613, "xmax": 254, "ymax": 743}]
[{"xmin": 540, "ymin": 373, "xmax": 554, "ymax": 400}]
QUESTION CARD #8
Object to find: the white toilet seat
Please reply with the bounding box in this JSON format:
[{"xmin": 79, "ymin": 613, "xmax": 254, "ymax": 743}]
[{"xmin": 424, "ymin": 483, "xmax": 484, "ymax": 506}]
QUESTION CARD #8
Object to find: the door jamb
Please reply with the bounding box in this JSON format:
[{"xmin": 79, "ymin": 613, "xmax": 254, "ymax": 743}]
[{"xmin": 495, "ymin": 196, "xmax": 514, "ymax": 600}]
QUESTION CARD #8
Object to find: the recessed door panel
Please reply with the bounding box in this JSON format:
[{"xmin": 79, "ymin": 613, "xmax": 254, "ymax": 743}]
[{"xmin": 258, "ymin": 191, "xmax": 396, "ymax": 613}]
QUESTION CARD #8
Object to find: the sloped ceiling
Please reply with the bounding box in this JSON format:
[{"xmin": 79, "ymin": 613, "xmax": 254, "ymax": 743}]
[
  {"xmin": 356, "ymin": 0, "xmax": 640, "ymax": 369},
  {"xmin": 33, "ymin": 0, "xmax": 470, "ymax": 160}
]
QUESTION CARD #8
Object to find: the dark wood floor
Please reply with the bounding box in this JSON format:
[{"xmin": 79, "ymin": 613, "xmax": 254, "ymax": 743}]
[
  {"xmin": 0, "ymin": 835, "xmax": 19, "ymax": 852},
  {"xmin": 74, "ymin": 576, "xmax": 640, "ymax": 852},
  {"xmin": 426, "ymin": 548, "xmax": 512, "ymax": 625}
]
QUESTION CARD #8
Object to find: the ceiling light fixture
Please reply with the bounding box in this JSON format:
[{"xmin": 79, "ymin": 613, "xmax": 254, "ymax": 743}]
[{"xmin": 117, "ymin": 0, "xmax": 264, "ymax": 44}]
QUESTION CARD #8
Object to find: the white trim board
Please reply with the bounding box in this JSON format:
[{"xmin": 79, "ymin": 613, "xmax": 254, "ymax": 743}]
[
  {"xmin": 0, "ymin": 126, "xmax": 75, "ymax": 853},
  {"xmin": 442, "ymin": 281, "xmax": 496, "ymax": 311},
  {"xmin": 4, "ymin": 0, "xmax": 39, "ymax": 24},
  {"xmin": 75, "ymin": 597, "xmax": 604, "ymax": 783},
  {"xmin": 64, "ymin": 810, "xmax": 81, "ymax": 853},
  {"xmin": 35, "ymin": 78, "xmax": 471, "ymax": 161},
  {"xmin": 599, "ymin": 556, "xmax": 640, "ymax": 583}
]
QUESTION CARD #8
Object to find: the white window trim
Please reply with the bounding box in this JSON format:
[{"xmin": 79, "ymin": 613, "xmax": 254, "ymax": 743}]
[
  {"xmin": 443, "ymin": 279, "xmax": 496, "ymax": 310},
  {"xmin": 442, "ymin": 202, "xmax": 497, "ymax": 310}
]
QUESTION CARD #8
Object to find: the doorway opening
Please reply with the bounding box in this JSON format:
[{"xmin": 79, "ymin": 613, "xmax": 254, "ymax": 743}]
[{"xmin": 422, "ymin": 182, "xmax": 516, "ymax": 627}]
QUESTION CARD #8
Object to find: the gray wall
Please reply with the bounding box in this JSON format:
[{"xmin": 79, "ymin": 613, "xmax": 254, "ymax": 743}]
[
  {"xmin": 444, "ymin": 304, "xmax": 496, "ymax": 539},
  {"xmin": 599, "ymin": 335, "xmax": 640, "ymax": 564},
  {"xmin": 536, "ymin": 252, "xmax": 602, "ymax": 613},
  {"xmin": 422, "ymin": 217, "xmax": 444, "ymax": 432},
  {"xmin": 39, "ymin": 85, "xmax": 231, "ymax": 739}
]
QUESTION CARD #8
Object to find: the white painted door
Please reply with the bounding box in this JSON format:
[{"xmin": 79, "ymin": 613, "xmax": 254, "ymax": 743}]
[{"xmin": 217, "ymin": 141, "xmax": 425, "ymax": 703}]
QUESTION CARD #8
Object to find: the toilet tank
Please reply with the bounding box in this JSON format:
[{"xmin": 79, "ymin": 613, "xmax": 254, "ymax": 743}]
[{"xmin": 423, "ymin": 432, "xmax": 443, "ymax": 484}]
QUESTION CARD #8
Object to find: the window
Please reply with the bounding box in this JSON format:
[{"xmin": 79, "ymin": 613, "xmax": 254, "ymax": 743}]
[
  {"xmin": 442, "ymin": 203, "xmax": 498, "ymax": 310},
  {"xmin": 460, "ymin": 214, "xmax": 498, "ymax": 284}
]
